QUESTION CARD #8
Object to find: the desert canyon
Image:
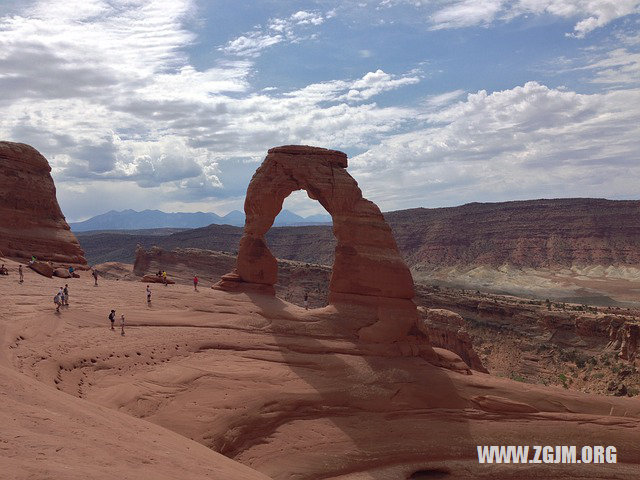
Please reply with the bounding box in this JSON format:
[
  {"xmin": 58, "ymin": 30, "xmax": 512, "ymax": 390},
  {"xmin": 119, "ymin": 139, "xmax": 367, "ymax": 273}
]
[{"xmin": 1, "ymin": 141, "xmax": 640, "ymax": 479}]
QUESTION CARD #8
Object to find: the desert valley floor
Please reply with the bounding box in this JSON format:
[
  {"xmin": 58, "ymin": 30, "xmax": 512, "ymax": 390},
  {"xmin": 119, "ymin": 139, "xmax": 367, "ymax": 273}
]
[{"xmin": 2, "ymin": 258, "xmax": 640, "ymax": 480}]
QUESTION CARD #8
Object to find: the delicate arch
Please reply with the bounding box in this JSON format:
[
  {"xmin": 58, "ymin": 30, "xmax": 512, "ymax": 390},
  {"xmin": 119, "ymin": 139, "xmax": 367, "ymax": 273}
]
[{"xmin": 215, "ymin": 145, "xmax": 417, "ymax": 342}]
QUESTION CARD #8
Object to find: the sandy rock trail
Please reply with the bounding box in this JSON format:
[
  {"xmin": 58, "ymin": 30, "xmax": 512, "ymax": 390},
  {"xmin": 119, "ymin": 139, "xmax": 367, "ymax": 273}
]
[{"xmin": 2, "ymin": 258, "xmax": 640, "ymax": 479}]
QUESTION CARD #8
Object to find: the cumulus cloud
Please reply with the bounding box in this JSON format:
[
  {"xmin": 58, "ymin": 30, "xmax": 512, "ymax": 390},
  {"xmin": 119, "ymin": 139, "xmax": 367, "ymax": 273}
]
[
  {"xmin": 0, "ymin": 0, "xmax": 424, "ymax": 219},
  {"xmin": 351, "ymin": 82, "xmax": 640, "ymax": 209}
]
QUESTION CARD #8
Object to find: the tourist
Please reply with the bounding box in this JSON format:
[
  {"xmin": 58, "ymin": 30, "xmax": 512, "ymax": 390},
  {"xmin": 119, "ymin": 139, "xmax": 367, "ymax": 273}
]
[
  {"xmin": 0, "ymin": 264, "xmax": 8, "ymax": 275},
  {"xmin": 29, "ymin": 255, "xmax": 35, "ymax": 265},
  {"xmin": 162, "ymin": 270, "xmax": 168, "ymax": 286},
  {"xmin": 304, "ymin": 291, "xmax": 309, "ymax": 310},
  {"xmin": 108, "ymin": 310, "xmax": 116, "ymax": 330},
  {"xmin": 18, "ymin": 265, "xmax": 23, "ymax": 283},
  {"xmin": 193, "ymin": 275, "xmax": 198, "ymax": 291},
  {"xmin": 54, "ymin": 290, "xmax": 62, "ymax": 313},
  {"xmin": 92, "ymin": 268, "xmax": 99, "ymax": 286},
  {"xmin": 157, "ymin": 270, "xmax": 162, "ymax": 277},
  {"xmin": 120, "ymin": 314, "xmax": 126, "ymax": 336},
  {"xmin": 146, "ymin": 285, "xmax": 151, "ymax": 304},
  {"xmin": 68, "ymin": 266, "xmax": 74, "ymax": 275},
  {"xmin": 63, "ymin": 284, "xmax": 69, "ymax": 306}
]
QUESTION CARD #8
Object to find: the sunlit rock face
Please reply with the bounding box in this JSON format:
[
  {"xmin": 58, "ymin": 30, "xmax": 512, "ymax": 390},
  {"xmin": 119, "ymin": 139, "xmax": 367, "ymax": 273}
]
[
  {"xmin": 0, "ymin": 141, "xmax": 86, "ymax": 265},
  {"xmin": 215, "ymin": 145, "xmax": 416, "ymax": 342}
]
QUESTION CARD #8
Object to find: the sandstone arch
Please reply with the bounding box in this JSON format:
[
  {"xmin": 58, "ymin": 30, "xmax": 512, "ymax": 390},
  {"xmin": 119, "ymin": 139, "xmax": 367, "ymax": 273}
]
[{"xmin": 215, "ymin": 145, "xmax": 417, "ymax": 342}]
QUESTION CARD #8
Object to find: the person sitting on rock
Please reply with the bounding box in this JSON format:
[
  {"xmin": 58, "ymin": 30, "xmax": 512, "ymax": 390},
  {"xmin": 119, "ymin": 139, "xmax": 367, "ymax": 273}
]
[
  {"xmin": 68, "ymin": 266, "xmax": 74, "ymax": 274},
  {"xmin": 0, "ymin": 264, "xmax": 8, "ymax": 275},
  {"xmin": 29, "ymin": 256, "xmax": 36, "ymax": 265}
]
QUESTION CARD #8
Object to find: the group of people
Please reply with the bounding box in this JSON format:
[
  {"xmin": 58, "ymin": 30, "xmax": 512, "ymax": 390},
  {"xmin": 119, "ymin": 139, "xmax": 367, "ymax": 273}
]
[
  {"xmin": 108, "ymin": 309, "xmax": 126, "ymax": 336},
  {"xmin": 0, "ymin": 264, "xmax": 23, "ymax": 282},
  {"xmin": 53, "ymin": 284, "xmax": 70, "ymax": 313}
]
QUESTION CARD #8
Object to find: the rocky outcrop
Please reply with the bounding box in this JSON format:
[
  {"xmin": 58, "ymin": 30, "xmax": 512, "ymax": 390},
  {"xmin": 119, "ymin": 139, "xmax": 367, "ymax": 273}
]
[
  {"xmin": 417, "ymin": 308, "xmax": 488, "ymax": 373},
  {"xmin": 28, "ymin": 261, "xmax": 54, "ymax": 278},
  {"xmin": 0, "ymin": 141, "xmax": 86, "ymax": 265},
  {"xmin": 215, "ymin": 145, "xmax": 417, "ymax": 343},
  {"xmin": 141, "ymin": 274, "xmax": 176, "ymax": 285}
]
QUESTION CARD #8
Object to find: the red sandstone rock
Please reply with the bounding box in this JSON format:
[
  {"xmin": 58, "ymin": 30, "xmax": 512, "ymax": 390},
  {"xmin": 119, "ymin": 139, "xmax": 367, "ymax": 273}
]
[
  {"xmin": 141, "ymin": 274, "xmax": 175, "ymax": 285},
  {"xmin": 28, "ymin": 261, "xmax": 54, "ymax": 278},
  {"xmin": 53, "ymin": 268, "xmax": 72, "ymax": 279},
  {"xmin": 0, "ymin": 142, "xmax": 86, "ymax": 265},
  {"xmin": 214, "ymin": 145, "xmax": 418, "ymax": 343},
  {"xmin": 417, "ymin": 307, "xmax": 488, "ymax": 373}
]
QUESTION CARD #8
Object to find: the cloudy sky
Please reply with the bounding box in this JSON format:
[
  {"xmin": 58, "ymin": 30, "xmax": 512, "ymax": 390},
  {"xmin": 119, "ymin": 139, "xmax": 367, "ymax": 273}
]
[{"xmin": 1, "ymin": 0, "xmax": 639, "ymax": 221}]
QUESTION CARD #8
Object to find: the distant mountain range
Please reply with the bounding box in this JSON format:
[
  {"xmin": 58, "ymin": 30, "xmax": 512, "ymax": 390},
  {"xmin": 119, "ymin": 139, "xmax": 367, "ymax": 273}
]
[{"xmin": 69, "ymin": 209, "xmax": 332, "ymax": 232}]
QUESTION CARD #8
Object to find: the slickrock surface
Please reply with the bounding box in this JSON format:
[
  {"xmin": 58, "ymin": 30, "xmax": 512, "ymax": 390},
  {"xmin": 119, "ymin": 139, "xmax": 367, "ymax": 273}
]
[
  {"xmin": 2, "ymin": 257, "xmax": 640, "ymax": 479},
  {"xmin": 0, "ymin": 141, "xmax": 86, "ymax": 265},
  {"xmin": 133, "ymin": 246, "xmax": 331, "ymax": 308},
  {"xmin": 216, "ymin": 145, "xmax": 416, "ymax": 343}
]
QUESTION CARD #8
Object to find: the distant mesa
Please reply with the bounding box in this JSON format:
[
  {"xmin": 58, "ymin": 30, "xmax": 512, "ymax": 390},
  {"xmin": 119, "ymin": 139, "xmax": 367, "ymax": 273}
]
[
  {"xmin": 214, "ymin": 145, "xmax": 421, "ymax": 344},
  {"xmin": 0, "ymin": 141, "xmax": 86, "ymax": 266}
]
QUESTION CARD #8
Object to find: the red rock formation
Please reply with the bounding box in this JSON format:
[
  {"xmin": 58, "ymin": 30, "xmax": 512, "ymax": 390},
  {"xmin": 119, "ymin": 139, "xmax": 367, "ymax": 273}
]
[
  {"xmin": 417, "ymin": 307, "xmax": 488, "ymax": 373},
  {"xmin": 215, "ymin": 145, "xmax": 417, "ymax": 343},
  {"xmin": 0, "ymin": 141, "xmax": 86, "ymax": 265}
]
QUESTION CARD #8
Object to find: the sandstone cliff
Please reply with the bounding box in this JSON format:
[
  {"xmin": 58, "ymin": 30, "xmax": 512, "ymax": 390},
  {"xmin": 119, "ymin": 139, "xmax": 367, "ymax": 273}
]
[
  {"xmin": 386, "ymin": 198, "xmax": 640, "ymax": 269},
  {"xmin": 0, "ymin": 141, "xmax": 86, "ymax": 265}
]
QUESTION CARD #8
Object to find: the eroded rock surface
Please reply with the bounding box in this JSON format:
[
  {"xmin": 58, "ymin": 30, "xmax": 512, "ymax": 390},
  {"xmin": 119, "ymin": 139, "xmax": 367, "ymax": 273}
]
[
  {"xmin": 418, "ymin": 307, "xmax": 488, "ymax": 373},
  {"xmin": 215, "ymin": 145, "xmax": 417, "ymax": 342},
  {"xmin": 0, "ymin": 141, "xmax": 86, "ymax": 265}
]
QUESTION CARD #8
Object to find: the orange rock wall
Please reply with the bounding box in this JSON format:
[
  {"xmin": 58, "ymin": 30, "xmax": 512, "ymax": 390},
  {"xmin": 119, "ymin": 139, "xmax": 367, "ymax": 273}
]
[{"xmin": 0, "ymin": 141, "xmax": 86, "ymax": 265}]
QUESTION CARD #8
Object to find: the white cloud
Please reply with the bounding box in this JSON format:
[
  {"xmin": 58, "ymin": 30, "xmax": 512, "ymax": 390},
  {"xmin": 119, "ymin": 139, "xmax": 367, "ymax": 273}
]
[
  {"xmin": 583, "ymin": 48, "xmax": 640, "ymax": 85},
  {"xmin": 0, "ymin": 0, "xmax": 423, "ymax": 220},
  {"xmin": 351, "ymin": 82, "xmax": 640, "ymax": 210},
  {"xmin": 221, "ymin": 10, "xmax": 328, "ymax": 57},
  {"xmin": 384, "ymin": 0, "xmax": 640, "ymax": 37}
]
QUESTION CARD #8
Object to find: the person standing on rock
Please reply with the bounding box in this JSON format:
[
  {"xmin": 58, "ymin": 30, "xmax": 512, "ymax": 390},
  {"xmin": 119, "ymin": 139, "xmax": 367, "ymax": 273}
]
[
  {"xmin": 193, "ymin": 275, "xmax": 198, "ymax": 291},
  {"xmin": 146, "ymin": 285, "xmax": 152, "ymax": 304},
  {"xmin": 120, "ymin": 314, "xmax": 126, "ymax": 336},
  {"xmin": 92, "ymin": 268, "xmax": 99, "ymax": 286},
  {"xmin": 18, "ymin": 265, "xmax": 23, "ymax": 283},
  {"xmin": 63, "ymin": 284, "xmax": 69, "ymax": 306},
  {"xmin": 53, "ymin": 290, "xmax": 62, "ymax": 313},
  {"xmin": 109, "ymin": 310, "xmax": 116, "ymax": 330},
  {"xmin": 162, "ymin": 270, "xmax": 168, "ymax": 286},
  {"xmin": 304, "ymin": 291, "xmax": 309, "ymax": 310}
]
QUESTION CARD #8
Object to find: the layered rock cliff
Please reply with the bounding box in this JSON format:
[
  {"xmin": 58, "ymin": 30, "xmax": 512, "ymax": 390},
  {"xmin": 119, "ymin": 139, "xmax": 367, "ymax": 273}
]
[
  {"xmin": 0, "ymin": 141, "xmax": 86, "ymax": 265},
  {"xmin": 385, "ymin": 198, "xmax": 640, "ymax": 269},
  {"xmin": 79, "ymin": 198, "xmax": 640, "ymax": 273}
]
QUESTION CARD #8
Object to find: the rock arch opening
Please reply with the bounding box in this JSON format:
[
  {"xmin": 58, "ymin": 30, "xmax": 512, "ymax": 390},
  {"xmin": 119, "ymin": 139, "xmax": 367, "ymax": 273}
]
[
  {"xmin": 270, "ymin": 191, "xmax": 334, "ymax": 308},
  {"xmin": 214, "ymin": 145, "xmax": 418, "ymax": 342}
]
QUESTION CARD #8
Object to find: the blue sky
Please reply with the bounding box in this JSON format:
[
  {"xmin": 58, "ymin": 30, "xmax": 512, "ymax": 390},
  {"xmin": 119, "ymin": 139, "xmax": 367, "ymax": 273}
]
[{"xmin": 0, "ymin": 1, "xmax": 639, "ymax": 221}]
